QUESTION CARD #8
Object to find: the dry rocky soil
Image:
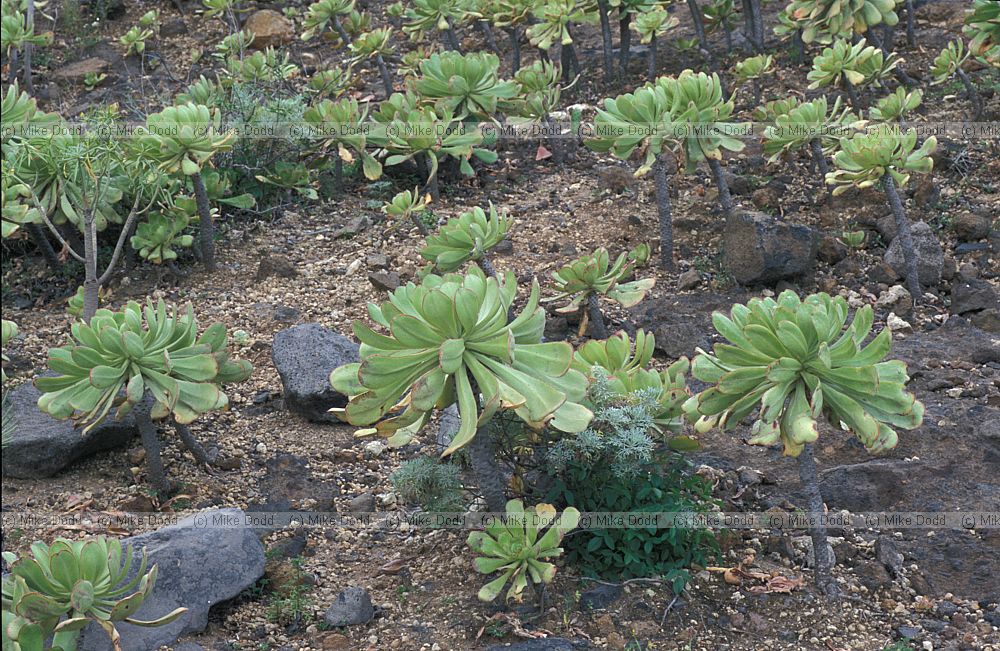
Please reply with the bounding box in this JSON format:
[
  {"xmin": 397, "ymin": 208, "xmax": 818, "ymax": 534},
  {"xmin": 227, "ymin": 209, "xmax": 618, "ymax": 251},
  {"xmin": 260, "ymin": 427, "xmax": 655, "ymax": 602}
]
[{"xmin": 2, "ymin": 0, "xmax": 999, "ymax": 650}]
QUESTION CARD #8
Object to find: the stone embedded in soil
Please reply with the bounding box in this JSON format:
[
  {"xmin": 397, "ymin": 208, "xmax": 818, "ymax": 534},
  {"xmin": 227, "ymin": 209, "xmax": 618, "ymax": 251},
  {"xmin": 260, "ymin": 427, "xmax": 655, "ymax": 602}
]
[
  {"xmin": 876, "ymin": 285, "xmax": 913, "ymax": 316},
  {"xmin": 677, "ymin": 269, "xmax": 701, "ymax": 291},
  {"xmin": 952, "ymin": 212, "xmax": 992, "ymax": 242},
  {"xmin": 256, "ymin": 253, "xmax": 298, "ymax": 281},
  {"xmin": 818, "ymin": 235, "xmax": 849, "ymax": 265},
  {"xmin": 323, "ymin": 586, "xmax": 375, "ymax": 627},
  {"xmin": 53, "ymin": 57, "xmax": 109, "ymax": 81},
  {"xmin": 348, "ymin": 492, "xmax": 376, "ymax": 512},
  {"xmin": 2, "ymin": 381, "xmax": 137, "ymax": 479},
  {"xmin": 272, "ymin": 324, "xmax": 359, "ymax": 422},
  {"xmin": 579, "ymin": 583, "xmax": 623, "ymax": 610},
  {"xmin": 368, "ymin": 270, "xmax": 400, "ymax": 292},
  {"xmin": 722, "ymin": 211, "xmax": 818, "ymax": 286},
  {"xmin": 78, "ymin": 509, "xmax": 265, "ymax": 651},
  {"xmin": 875, "ymin": 536, "xmax": 904, "ymax": 575},
  {"xmin": 630, "ymin": 299, "xmax": 712, "ymax": 361},
  {"xmin": 951, "ymin": 278, "xmax": 999, "ymax": 315},
  {"xmin": 884, "ymin": 221, "xmax": 943, "ymax": 288},
  {"xmin": 244, "ymin": 9, "xmax": 294, "ymax": 49},
  {"xmin": 819, "ymin": 459, "xmax": 917, "ymax": 511},
  {"xmin": 159, "ymin": 19, "xmax": 187, "ymax": 38},
  {"xmin": 971, "ymin": 308, "xmax": 1000, "ymax": 333}
]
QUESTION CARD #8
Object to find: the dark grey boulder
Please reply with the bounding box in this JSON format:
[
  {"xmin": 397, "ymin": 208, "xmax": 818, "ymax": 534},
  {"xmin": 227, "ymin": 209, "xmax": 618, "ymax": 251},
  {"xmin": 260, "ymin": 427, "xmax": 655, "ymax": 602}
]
[
  {"xmin": 884, "ymin": 221, "xmax": 943, "ymax": 287},
  {"xmin": 323, "ymin": 587, "xmax": 375, "ymax": 627},
  {"xmin": 2, "ymin": 381, "xmax": 137, "ymax": 479},
  {"xmin": 79, "ymin": 509, "xmax": 265, "ymax": 651},
  {"xmin": 271, "ymin": 324, "xmax": 359, "ymax": 422},
  {"xmin": 722, "ymin": 212, "xmax": 819, "ymax": 285},
  {"xmin": 951, "ymin": 278, "xmax": 999, "ymax": 315}
]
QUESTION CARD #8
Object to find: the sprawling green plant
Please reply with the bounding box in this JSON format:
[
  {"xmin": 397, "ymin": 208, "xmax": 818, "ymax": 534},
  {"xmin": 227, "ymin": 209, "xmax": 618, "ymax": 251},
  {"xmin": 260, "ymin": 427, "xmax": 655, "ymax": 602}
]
[
  {"xmin": 467, "ymin": 500, "xmax": 579, "ymax": 602},
  {"xmin": 330, "ymin": 267, "xmax": 592, "ymax": 510},
  {"xmin": 302, "ymin": 0, "xmax": 355, "ymax": 43},
  {"xmin": 543, "ymin": 245, "xmax": 655, "ymax": 339},
  {"xmin": 2, "ymin": 537, "xmax": 186, "ymax": 648},
  {"xmin": 36, "ymin": 299, "xmax": 252, "ymax": 491},
  {"xmin": 964, "ymin": 0, "xmax": 1000, "ymax": 68},
  {"xmin": 631, "ymin": 7, "xmax": 677, "ymax": 78},
  {"xmin": 383, "ymin": 188, "xmax": 431, "ymax": 235},
  {"xmin": 930, "ymin": 39, "xmax": 982, "ymax": 119},
  {"xmin": 776, "ymin": 0, "xmax": 899, "ymax": 44},
  {"xmin": 1, "ymin": 162, "xmax": 38, "ymax": 239},
  {"xmin": 732, "ymin": 54, "xmax": 773, "ymax": 106},
  {"xmin": 544, "ymin": 378, "xmax": 719, "ymax": 588},
  {"xmin": 419, "ymin": 204, "xmax": 511, "ymax": 275},
  {"xmin": 807, "ymin": 38, "xmax": 898, "ymax": 106},
  {"xmin": 213, "ymin": 30, "xmax": 255, "ymax": 60},
  {"xmin": 1, "ymin": 319, "xmax": 16, "ymax": 382},
  {"xmin": 826, "ymin": 126, "xmax": 935, "ymax": 297},
  {"xmin": 869, "ymin": 86, "xmax": 921, "ymax": 123},
  {"xmin": 701, "ymin": 0, "xmax": 737, "ymax": 52},
  {"xmin": 140, "ymin": 102, "xmax": 234, "ymax": 272},
  {"xmin": 348, "ymin": 28, "xmax": 395, "ymax": 96},
  {"xmin": 763, "ymin": 96, "xmax": 857, "ymax": 177},
  {"xmin": 482, "ymin": 0, "xmax": 535, "ymax": 73},
  {"xmin": 403, "ymin": 0, "xmax": 473, "ymax": 51},
  {"xmin": 303, "ymin": 97, "xmax": 382, "ymax": 183},
  {"xmin": 414, "ymin": 51, "xmax": 518, "ymax": 120},
  {"xmin": 685, "ymin": 290, "xmax": 923, "ymax": 593}
]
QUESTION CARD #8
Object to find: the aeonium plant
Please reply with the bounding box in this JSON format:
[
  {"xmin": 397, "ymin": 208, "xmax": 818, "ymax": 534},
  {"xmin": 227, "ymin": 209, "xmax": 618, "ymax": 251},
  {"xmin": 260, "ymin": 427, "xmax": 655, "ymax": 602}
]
[
  {"xmin": 419, "ymin": 204, "xmax": 512, "ymax": 276},
  {"xmin": 543, "ymin": 244, "xmax": 655, "ymax": 339},
  {"xmin": 826, "ymin": 125, "xmax": 936, "ymax": 299},
  {"xmin": 684, "ymin": 291, "xmax": 923, "ymax": 594},
  {"xmin": 35, "ymin": 299, "xmax": 252, "ymax": 493},
  {"xmin": 467, "ymin": 500, "xmax": 579, "ymax": 603},
  {"xmin": 330, "ymin": 267, "xmax": 593, "ymax": 511},
  {"xmin": 2, "ymin": 537, "xmax": 186, "ymax": 649},
  {"xmin": 139, "ymin": 102, "xmax": 235, "ymax": 272}
]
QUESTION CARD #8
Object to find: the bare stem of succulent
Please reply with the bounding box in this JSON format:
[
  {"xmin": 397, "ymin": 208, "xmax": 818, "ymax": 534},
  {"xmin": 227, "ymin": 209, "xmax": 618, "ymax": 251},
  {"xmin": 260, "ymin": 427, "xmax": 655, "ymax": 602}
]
[
  {"xmin": 956, "ymin": 68, "xmax": 983, "ymax": 121},
  {"xmin": 752, "ymin": 79, "xmax": 761, "ymax": 107},
  {"xmin": 477, "ymin": 255, "xmax": 497, "ymax": 278},
  {"xmin": 648, "ymin": 37, "xmax": 658, "ymax": 79},
  {"xmin": 477, "ymin": 20, "xmax": 499, "ymax": 54},
  {"xmin": 410, "ymin": 213, "xmax": 429, "ymax": 236},
  {"xmin": 842, "ymin": 78, "xmax": 861, "ymax": 110},
  {"xmin": 136, "ymin": 396, "xmax": 173, "ymax": 495},
  {"xmin": 544, "ymin": 113, "xmax": 564, "ymax": 164},
  {"xmin": 596, "ymin": 0, "xmax": 615, "ymax": 82},
  {"xmin": 173, "ymin": 419, "xmax": 215, "ymax": 465},
  {"xmin": 707, "ymin": 158, "xmax": 734, "ymax": 214},
  {"xmin": 619, "ymin": 13, "xmax": 632, "ymax": 79},
  {"xmin": 652, "ymin": 154, "xmax": 675, "ymax": 270},
  {"xmin": 375, "ymin": 54, "xmax": 393, "ymax": 98},
  {"xmin": 882, "ymin": 173, "xmax": 922, "ymax": 302},
  {"xmin": 25, "ymin": 222, "xmax": 61, "ymax": 271},
  {"xmin": 505, "ymin": 27, "xmax": 521, "ymax": 74},
  {"xmin": 331, "ymin": 16, "xmax": 352, "ymax": 51},
  {"xmin": 797, "ymin": 444, "xmax": 840, "ymax": 596},
  {"xmin": 809, "ymin": 139, "xmax": 829, "ymax": 178},
  {"xmin": 23, "ymin": 0, "xmax": 34, "ymax": 94},
  {"xmin": 686, "ymin": 0, "xmax": 709, "ymax": 52},
  {"xmin": 587, "ymin": 293, "xmax": 608, "ymax": 339},
  {"xmin": 905, "ymin": 0, "xmax": 916, "ymax": 46},
  {"xmin": 191, "ymin": 171, "xmax": 216, "ymax": 272},
  {"xmin": 444, "ymin": 20, "xmax": 462, "ymax": 52},
  {"xmin": 466, "ymin": 379, "xmax": 507, "ymax": 513}
]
